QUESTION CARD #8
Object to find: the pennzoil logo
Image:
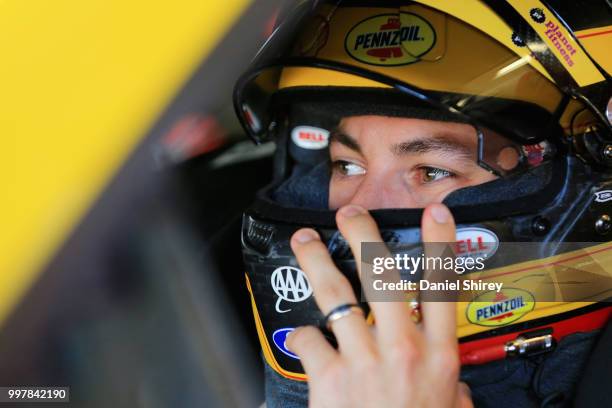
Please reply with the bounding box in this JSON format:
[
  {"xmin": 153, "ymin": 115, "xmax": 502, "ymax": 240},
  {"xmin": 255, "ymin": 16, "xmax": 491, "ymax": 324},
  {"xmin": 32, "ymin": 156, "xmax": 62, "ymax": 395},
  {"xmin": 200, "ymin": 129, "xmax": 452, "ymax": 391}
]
[
  {"xmin": 345, "ymin": 13, "xmax": 435, "ymax": 66},
  {"xmin": 466, "ymin": 288, "xmax": 535, "ymax": 327}
]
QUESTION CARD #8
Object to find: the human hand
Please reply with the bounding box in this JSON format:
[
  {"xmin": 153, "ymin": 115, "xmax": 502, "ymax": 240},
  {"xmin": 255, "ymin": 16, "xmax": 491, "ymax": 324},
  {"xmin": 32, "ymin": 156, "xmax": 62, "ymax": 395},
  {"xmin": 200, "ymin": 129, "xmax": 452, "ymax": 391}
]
[{"xmin": 286, "ymin": 203, "xmax": 473, "ymax": 408}]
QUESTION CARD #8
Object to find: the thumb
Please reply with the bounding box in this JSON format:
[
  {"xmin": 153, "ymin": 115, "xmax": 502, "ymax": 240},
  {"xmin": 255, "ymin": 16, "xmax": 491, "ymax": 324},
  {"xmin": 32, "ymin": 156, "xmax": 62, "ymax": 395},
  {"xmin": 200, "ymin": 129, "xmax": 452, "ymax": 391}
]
[{"xmin": 421, "ymin": 203, "xmax": 456, "ymax": 243}]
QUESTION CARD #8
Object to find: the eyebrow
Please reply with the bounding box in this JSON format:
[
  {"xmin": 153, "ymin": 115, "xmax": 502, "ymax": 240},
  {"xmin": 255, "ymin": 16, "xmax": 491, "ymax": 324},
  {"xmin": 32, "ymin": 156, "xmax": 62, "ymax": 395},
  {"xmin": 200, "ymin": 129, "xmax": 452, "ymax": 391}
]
[
  {"xmin": 329, "ymin": 130, "xmax": 362, "ymax": 153},
  {"xmin": 330, "ymin": 128, "xmax": 474, "ymax": 161},
  {"xmin": 392, "ymin": 135, "xmax": 474, "ymax": 161}
]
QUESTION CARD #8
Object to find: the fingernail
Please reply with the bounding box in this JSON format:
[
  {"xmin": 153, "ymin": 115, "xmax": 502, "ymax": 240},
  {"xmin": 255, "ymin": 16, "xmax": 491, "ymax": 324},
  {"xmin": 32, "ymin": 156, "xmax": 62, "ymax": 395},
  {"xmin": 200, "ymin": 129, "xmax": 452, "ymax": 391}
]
[
  {"xmin": 293, "ymin": 229, "xmax": 319, "ymax": 244},
  {"xmin": 339, "ymin": 205, "xmax": 366, "ymax": 217},
  {"xmin": 430, "ymin": 204, "xmax": 450, "ymax": 224}
]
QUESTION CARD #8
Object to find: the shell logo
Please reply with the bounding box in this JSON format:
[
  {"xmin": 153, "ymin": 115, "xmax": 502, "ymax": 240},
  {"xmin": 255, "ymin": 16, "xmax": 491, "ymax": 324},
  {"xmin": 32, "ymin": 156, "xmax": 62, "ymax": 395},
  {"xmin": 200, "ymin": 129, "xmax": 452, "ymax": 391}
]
[
  {"xmin": 466, "ymin": 288, "xmax": 535, "ymax": 327},
  {"xmin": 344, "ymin": 13, "xmax": 435, "ymax": 66}
]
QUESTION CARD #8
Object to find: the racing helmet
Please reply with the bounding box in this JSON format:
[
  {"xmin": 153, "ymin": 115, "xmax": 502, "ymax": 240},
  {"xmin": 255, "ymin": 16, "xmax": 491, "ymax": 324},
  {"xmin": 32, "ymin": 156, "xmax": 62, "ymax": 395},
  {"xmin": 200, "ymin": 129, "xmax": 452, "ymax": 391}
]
[{"xmin": 234, "ymin": 0, "xmax": 612, "ymax": 380}]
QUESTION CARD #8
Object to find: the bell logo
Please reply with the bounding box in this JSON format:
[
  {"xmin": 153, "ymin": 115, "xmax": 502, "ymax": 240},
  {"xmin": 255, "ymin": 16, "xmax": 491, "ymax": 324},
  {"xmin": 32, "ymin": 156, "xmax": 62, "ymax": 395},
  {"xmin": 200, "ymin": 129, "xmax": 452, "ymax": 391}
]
[
  {"xmin": 455, "ymin": 227, "xmax": 499, "ymax": 259},
  {"xmin": 271, "ymin": 266, "xmax": 313, "ymax": 313},
  {"xmin": 345, "ymin": 13, "xmax": 435, "ymax": 66},
  {"xmin": 299, "ymin": 132, "xmax": 325, "ymax": 142},
  {"xmin": 291, "ymin": 126, "xmax": 329, "ymax": 150}
]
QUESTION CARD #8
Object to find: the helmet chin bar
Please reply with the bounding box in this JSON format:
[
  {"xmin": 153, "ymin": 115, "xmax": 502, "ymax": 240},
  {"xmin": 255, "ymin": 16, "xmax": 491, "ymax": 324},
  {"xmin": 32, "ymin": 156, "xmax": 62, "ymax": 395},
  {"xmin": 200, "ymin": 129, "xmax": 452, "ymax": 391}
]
[{"xmin": 241, "ymin": 155, "xmax": 611, "ymax": 378}]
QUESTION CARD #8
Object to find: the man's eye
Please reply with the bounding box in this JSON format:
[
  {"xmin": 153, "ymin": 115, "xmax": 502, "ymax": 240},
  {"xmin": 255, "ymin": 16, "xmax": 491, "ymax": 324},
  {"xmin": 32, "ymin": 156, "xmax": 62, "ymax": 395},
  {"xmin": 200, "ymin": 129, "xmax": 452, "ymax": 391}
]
[
  {"xmin": 421, "ymin": 166, "xmax": 454, "ymax": 183},
  {"xmin": 333, "ymin": 160, "xmax": 366, "ymax": 176}
]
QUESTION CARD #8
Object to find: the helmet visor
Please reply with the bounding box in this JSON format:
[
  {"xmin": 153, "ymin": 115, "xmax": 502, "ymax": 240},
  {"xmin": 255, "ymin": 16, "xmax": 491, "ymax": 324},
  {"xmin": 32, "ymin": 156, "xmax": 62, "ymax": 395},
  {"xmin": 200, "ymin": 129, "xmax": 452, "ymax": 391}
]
[{"xmin": 235, "ymin": 0, "xmax": 573, "ymax": 146}]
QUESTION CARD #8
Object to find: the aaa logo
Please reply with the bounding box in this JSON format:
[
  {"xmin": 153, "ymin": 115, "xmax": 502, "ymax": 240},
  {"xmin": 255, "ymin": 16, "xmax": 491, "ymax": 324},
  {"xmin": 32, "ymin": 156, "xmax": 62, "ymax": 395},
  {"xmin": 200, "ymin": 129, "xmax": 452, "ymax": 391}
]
[{"xmin": 271, "ymin": 266, "xmax": 313, "ymax": 313}]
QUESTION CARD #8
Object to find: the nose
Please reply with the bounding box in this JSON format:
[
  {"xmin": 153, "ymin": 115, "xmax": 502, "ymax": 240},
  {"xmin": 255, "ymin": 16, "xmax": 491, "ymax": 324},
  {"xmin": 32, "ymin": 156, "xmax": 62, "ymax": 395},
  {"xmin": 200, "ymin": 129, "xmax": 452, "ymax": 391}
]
[{"xmin": 348, "ymin": 173, "xmax": 421, "ymax": 209}]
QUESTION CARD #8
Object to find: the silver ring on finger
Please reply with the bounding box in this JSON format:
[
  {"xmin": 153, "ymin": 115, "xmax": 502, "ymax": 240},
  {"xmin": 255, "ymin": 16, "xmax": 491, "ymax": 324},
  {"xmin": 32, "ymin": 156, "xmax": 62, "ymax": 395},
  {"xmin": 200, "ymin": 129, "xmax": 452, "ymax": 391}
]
[{"xmin": 324, "ymin": 303, "xmax": 365, "ymax": 331}]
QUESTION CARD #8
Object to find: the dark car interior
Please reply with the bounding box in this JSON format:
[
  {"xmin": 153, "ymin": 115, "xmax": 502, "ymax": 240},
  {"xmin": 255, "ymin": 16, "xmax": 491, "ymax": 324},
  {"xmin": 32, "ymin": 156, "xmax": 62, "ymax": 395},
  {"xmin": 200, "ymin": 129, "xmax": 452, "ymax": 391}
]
[{"xmin": 0, "ymin": 2, "xmax": 280, "ymax": 407}]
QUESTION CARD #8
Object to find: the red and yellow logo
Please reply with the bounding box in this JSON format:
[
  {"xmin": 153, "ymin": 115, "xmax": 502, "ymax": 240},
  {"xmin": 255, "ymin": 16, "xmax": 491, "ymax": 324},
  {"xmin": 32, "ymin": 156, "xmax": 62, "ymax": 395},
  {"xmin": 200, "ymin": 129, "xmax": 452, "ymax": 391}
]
[
  {"xmin": 466, "ymin": 288, "xmax": 535, "ymax": 327},
  {"xmin": 344, "ymin": 13, "xmax": 435, "ymax": 66}
]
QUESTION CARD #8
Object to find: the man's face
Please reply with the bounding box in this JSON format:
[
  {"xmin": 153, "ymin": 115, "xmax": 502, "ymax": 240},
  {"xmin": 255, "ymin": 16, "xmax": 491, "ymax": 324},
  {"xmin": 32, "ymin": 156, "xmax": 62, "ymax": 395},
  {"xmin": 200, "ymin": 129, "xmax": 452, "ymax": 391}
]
[{"xmin": 329, "ymin": 115, "xmax": 497, "ymax": 209}]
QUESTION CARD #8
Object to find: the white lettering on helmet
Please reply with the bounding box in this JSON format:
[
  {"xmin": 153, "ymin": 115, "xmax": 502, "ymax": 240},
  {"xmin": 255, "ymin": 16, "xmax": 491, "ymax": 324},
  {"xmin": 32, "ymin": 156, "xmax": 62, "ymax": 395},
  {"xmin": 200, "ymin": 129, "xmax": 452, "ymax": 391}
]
[
  {"xmin": 291, "ymin": 126, "xmax": 329, "ymax": 150},
  {"xmin": 595, "ymin": 190, "xmax": 612, "ymax": 203},
  {"xmin": 455, "ymin": 227, "xmax": 499, "ymax": 259}
]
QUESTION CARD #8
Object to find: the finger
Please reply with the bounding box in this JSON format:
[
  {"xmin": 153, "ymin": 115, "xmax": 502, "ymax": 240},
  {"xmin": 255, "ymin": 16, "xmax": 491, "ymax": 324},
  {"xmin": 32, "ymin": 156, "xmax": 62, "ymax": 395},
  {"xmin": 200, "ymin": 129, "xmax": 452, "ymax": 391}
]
[
  {"xmin": 286, "ymin": 326, "xmax": 337, "ymax": 376},
  {"xmin": 290, "ymin": 229, "xmax": 374, "ymax": 356},
  {"xmin": 420, "ymin": 203, "xmax": 457, "ymax": 345},
  {"xmin": 336, "ymin": 205, "xmax": 417, "ymax": 340},
  {"xmin": 455, "ymin": 382, "xmax": 474, "ymax": 408}
]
